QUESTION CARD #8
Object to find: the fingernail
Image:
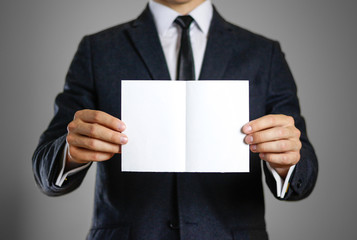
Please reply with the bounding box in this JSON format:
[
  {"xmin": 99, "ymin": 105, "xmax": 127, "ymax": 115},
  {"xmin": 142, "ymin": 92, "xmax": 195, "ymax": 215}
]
[
  {"xmin": 244, "ymin": 125, "xmax": 252, "ymax": 133},
  {"xmin": 260, "ymin": 153, "xmax": 265, "ymax": 159},
  {"xmin": 246, "ymin": 136, "xmax": 253, "ymax": 144},
  {"xmin": 251, "ymin": 144, "xmax": 257, "ymax": 151},
  {"xmin": 119, "ymin": 123, "xmax": 126, "ymax": 131},
  {"xmin": 120, "ymin": 136, "xmax": 128, "ymax": 144}
]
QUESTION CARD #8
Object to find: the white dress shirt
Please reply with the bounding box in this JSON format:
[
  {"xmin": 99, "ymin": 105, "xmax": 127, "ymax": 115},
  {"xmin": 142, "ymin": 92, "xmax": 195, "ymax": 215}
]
[
  {"xmin": 56, "ymin": 0, "xmax": 295, "ymax": 199},
  {"xmin": 149, "ymin": 0, "xmax": 212, "ymax": 80}
]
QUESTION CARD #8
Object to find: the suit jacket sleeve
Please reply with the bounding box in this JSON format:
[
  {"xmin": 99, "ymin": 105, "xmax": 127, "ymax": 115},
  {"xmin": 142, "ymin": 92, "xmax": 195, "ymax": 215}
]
[
  {"xmin": 262, "ymin": 41, "xmax": 318, "ymax": 201},
  {"xmin": 32, "ymin": 36, "xmax": 95, "ymax": 196}
]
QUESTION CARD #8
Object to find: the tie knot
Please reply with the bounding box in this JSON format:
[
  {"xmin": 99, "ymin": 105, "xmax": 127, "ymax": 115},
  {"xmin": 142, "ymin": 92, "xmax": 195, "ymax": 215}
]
[{"xmin": 174, "ymin": 15, "xmax": 194, "ymax": 30}]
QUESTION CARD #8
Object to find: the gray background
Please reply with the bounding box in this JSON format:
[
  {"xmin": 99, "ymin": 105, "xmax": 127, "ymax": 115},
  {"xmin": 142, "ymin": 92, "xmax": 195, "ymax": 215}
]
[{"xmin": 0, "ymin": 0, "xmax": 356, "ymax": 239}]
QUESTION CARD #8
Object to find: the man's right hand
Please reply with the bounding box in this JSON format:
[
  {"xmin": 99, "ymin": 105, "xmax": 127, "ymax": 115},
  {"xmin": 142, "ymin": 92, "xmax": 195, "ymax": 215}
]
[{"xmin": 65, "ymin": 110, "xmax": 128, "ymax": 170}]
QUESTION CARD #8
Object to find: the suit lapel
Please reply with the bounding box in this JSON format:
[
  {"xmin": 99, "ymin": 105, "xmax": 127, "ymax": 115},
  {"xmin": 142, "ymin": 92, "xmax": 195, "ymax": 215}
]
[
  {"xmin": 126, "ymin": 6, "xmax": 234, "ymax": 81},
  {"xmin": 199, "ymin": 8, "xmax": 235, "ymax": 80},
  {"xmin": 126, "ymin": 6, "xmax": 171, "ymax": 80}
]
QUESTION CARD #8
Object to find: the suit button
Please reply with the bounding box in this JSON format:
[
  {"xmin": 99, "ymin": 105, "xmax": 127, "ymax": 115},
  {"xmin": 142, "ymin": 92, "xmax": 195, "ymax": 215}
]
[
  {"xmin": 168, "ymin": 221, "xmax": 180, "ymax": 230},
  {"xmin": 297, "ymin": 179, "xmax": 303, "ymax": 188}
]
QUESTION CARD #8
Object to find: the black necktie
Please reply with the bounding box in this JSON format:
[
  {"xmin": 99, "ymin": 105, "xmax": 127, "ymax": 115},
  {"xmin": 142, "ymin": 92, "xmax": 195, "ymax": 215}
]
[{"xmin": 175, "ymin": 15, "xmax": 195, "ymax": 80}]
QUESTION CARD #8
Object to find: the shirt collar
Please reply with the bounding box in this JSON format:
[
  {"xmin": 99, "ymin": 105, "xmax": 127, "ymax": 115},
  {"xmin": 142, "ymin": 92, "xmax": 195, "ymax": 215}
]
[{"xmin": 149, "ymin": 0, "xmax": 213, "ymax": 37}]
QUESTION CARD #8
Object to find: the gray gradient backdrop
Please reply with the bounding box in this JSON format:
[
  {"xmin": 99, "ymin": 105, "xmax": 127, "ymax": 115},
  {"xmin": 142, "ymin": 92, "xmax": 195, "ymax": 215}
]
[{"xmin": 0, "ymin": 0, "xmax": 356, "ymax": 239}]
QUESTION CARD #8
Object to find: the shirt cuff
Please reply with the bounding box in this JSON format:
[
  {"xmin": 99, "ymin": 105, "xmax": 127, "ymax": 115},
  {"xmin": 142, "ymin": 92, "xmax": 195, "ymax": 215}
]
[
  {"xmin": 55, "ymin": 143, "xmax": 91, "ymax": 187},
  {"xmin": 266, "ymin": 162, "xmax": 296, "ymax": 199}
]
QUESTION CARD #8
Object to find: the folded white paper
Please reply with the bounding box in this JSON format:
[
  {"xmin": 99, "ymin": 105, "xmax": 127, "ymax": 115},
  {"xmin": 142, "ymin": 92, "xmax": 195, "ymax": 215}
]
[{"xmin": 121, "ymin": 80, "xmax": 249, "ymax": 172}]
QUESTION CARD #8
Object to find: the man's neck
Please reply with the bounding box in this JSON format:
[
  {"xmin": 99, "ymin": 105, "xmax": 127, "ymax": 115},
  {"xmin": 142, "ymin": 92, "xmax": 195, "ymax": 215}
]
[{"xmin": 153, "ymin": 0, "xmax": 206, "ymax": 15}]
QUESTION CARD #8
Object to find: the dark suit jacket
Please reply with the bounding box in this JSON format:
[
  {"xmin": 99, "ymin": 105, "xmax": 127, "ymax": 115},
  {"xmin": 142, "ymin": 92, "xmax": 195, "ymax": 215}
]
[{"xmin": 32, "ymin": 6, "xmax": 318, "ymax": 240}]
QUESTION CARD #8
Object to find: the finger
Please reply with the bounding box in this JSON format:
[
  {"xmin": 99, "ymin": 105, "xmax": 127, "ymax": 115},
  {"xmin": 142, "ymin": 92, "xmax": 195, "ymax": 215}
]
[
  {"xmin": 68, "ymin": 145, "xmax": 115, "ymax": 163},
  {"xmin": 242, "ymin": 114, "xmax": 294, "ymax": 134},
  {"xmin": 74, "ymin": 109, "xmax": 126, "ymax": 132},
  {"xmin": 250, "ymin": 139, "xmax": 301, "ymax": 153},
  {"xmin": 68, "ymin": 121, "xmax": 128, "ymax": 145},
  {"xmin": 67, "ymin": 133, "xmax": 122, "ymax": 153},
  {"xmin": 259, "ymin": 151, "xmax": 300, "ymax": 166},
  {"xmin": 244, "ymin": 126, "xmax": 297, "ymax": 144}
]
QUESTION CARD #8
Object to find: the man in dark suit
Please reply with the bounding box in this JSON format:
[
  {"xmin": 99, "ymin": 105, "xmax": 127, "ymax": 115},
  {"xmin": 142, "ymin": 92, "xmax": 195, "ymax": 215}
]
[{"xmin": 33, "ymin": 0, "xmax": 318, "ymax": 239}]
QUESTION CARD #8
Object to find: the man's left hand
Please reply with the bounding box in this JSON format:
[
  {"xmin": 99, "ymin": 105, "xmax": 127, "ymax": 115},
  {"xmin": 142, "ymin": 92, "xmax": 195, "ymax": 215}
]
[{"xmin": 242, "ymin": 114, "xmax": 301, "ymax": 179}]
